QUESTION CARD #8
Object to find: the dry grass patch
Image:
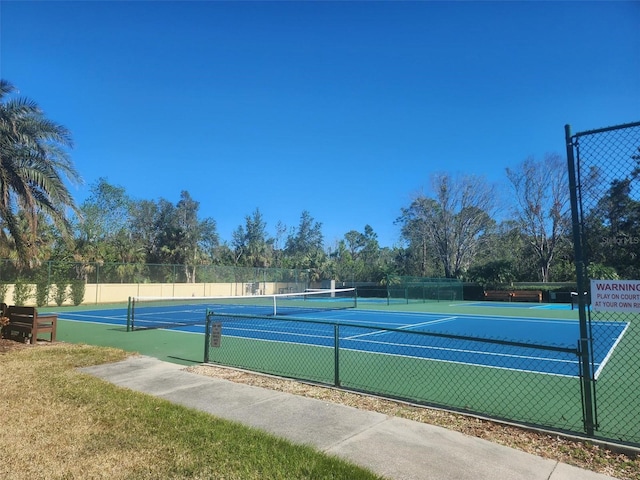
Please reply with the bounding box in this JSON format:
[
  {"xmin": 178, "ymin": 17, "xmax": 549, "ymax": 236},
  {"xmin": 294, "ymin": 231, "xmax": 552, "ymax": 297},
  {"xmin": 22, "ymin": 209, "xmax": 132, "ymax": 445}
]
[
  {"xmin": 0, "ymin": 341, "xmax": 383, "ymax": 480},
  {"xmin": 0, "ymin": 343, "xmax": 162, "ymax": 479}
]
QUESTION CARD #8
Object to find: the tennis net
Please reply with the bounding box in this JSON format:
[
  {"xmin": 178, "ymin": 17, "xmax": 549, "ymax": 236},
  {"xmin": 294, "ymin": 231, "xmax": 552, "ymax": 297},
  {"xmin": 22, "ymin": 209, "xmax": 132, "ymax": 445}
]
[{"xmin": 127, "ymin": 287, "xmax": 357, "ymax": 331}]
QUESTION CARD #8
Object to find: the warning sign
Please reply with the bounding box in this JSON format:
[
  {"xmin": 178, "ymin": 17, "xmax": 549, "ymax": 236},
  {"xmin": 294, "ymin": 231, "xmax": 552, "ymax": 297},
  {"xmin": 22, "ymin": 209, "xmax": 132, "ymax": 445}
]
[
  {"xmin": 591, "ymin": 279, "xmax": 640, "ymax": 313},
  {"xmin": 210, "ymin": 322, "xmax": 222, "ymax": 348}
]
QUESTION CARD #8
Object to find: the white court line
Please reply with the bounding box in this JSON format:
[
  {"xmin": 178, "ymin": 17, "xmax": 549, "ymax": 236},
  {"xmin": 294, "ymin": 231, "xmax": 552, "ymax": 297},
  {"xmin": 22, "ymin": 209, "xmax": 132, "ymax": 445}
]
[
  {"xmin": 330, "ymin": 309, "xmax": 580, "ymax": 334},
  {"xmin": 225, "ymin": 326, "xmax": 333, "ymax": 341},
  {"xmin": 346, "ymin": 316, "xmax": 459, "ymax": 340},
  {"xmin": 350, "ymin": 336, "xmax": 577, "ymax": 365},
  {"xmin": 341, "ymin": 345, "xmax": 578, "ymax": 379},
  {"xmin": 594, "ymin": 321, "xmax": 630, "ymax": 380},
  {"xmin": 399, "ymin": 316, "xmax": 459, "ymax": 329},
  {"xmin": 58, "ymin": 312, "xmax": 125, "ymax": 321}
]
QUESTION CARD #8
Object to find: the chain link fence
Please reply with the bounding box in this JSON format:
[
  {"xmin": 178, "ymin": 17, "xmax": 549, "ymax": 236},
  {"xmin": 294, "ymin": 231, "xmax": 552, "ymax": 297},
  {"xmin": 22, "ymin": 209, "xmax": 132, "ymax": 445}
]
[
  {"xmin": 567, "ymin": 120, "xmax": 640, "ymax": 446},
  {"xmin": 0, "ymin": 260, "xmax": 310, "ymax": 306},
  {"xmin": 204, "ymin": 312, "xmax": 585, "ymax": 434}
]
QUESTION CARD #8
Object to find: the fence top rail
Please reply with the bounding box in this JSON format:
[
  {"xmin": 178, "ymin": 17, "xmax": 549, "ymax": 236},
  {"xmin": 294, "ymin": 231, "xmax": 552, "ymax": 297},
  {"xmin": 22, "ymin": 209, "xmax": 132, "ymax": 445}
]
[{"xmin": 569, "ymin": 120, "xmax": 640, "ymax": 139}]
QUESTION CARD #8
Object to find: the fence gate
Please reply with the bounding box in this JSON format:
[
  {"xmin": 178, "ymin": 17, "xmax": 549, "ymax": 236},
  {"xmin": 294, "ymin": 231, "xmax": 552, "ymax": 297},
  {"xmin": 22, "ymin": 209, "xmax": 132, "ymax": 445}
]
[{"xmin": 566, "ymin": 120, "xmax": 640, "ymax": 446}]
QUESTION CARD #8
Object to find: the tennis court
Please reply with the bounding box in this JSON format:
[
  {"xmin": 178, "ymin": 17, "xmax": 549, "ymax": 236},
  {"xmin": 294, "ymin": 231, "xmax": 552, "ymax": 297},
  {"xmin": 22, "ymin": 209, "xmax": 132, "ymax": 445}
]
[{"xmin": 56, "ymin": 298, "xmax": 627, "ymax": 380}]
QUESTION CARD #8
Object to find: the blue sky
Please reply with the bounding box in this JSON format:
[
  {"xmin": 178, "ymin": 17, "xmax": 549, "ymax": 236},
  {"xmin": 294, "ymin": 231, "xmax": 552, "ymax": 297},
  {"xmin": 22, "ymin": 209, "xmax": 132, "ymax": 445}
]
[{"xmin": 1, "ymin": 1, "xmax": 639, "ymax": 248}]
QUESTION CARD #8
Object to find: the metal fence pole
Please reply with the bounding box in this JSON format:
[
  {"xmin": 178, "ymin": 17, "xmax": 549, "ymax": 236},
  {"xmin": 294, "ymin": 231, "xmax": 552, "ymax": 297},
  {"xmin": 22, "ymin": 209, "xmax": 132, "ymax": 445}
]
[
  {"xmin": 204, "ymin": 311, "xmax": 211, "ymax": 363},
  {"xmin": 565, "ymin": 124, "xmax": 596, "ymax": 436},
  {"xmin": 334, "ymin": 324, "xmax": 340, "ymax": 387}
]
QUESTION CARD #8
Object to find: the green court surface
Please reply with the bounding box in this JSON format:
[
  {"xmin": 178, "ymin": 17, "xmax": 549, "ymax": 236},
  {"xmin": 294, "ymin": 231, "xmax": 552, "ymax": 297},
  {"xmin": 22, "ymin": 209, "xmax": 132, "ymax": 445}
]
[
  {"xmin": 56, "ymin": 319, "xmax": 203, "ymax": 365},
  {"xmin": 48, "ymin": 302, "xmax": 204, "ymax": 365}
]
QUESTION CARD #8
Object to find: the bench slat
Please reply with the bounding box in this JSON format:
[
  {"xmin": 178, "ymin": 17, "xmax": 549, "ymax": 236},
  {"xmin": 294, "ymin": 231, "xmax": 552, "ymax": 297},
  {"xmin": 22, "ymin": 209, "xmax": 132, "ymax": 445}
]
[{"xmin": 484, "ymin": 291, "xmax": 512, "ymax": 301}]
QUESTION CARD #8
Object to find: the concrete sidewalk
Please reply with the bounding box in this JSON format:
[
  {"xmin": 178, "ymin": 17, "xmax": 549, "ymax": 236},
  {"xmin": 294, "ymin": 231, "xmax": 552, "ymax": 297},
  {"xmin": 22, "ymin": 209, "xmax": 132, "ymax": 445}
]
[{"xmin": 80, "ymin": 356, "xmax": 617, "ymax": 480}]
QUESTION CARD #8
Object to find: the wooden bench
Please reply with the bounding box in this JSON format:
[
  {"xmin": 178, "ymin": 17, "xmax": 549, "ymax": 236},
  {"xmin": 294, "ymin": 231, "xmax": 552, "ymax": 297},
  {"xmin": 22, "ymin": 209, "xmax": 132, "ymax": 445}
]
[
  {"xmin": 511, "ymin": 290, "xmax": 542, "ymax": 303},
  {"xmin": 4, "ymin": 306, "xmax": 57, "ymax": 344},
  {"xmin": 484, "ymin": 291, "xmax": 513, "ymax": 302}
]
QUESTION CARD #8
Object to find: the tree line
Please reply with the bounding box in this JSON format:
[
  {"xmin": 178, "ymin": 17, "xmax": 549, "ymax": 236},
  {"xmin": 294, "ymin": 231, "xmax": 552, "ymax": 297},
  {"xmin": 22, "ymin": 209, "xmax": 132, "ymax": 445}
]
[{"xmin": 2, "ymin": 79, "xmax": 639, "ymax": 286}]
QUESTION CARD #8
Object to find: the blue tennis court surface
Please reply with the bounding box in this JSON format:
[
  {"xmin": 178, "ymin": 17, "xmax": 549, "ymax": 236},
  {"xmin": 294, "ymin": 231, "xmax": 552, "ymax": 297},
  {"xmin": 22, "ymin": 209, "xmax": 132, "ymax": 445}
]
[
  {"xmin": 457, "ymin": 302, "xmax": 573, "ymax": 310},
  {"xmin": 57, "ymin": 305, "xmax": 627, "ymax": 379}
]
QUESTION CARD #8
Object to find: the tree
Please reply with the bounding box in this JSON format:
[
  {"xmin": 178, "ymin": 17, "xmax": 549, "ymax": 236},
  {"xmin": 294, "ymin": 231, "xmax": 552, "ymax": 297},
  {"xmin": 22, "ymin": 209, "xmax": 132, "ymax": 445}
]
[
  {"xmin": 344, "ymin": 230, "xmax": 366, "ymax": 258},
  {"xmin": 467, "ymin": 221, "xmax": 522, "ymax": 286},
  {"xmin": 506, "ymin": 154, "xmax": 571, "ymax": 282},
  {"xmin": 72, "ymin": 178, "xmax": 146, "ymax": 282},
  {"xmin": 128, "ymin": 192, "xmax": 220, "ymax": 281},
  {"xmin": 79, "ymin": 178, "xmax": 130, "ymax": 240},
  {"xmin": 174, "ymin": 191, "xmax": 204, "ymax": 282},
  {"xmin": 137, "ymin": 192, "xmax": 217, "ymax": 282},
  {"xmin": 396, "ymin": 196, "xmax": 436, "ymax": 277},
  {"xmin": 75, "ymin": 178, "xmax": 131, "ymax": 259},
  {"xmin": 0, "ymin": 79, "xmax": 82, "ymax": 265},
  {"xmin": 586, "ymin": 175, "xmax": 640, "ymax": 279},
  {"xmin": 129, "ymin": 199, "xmax": 163, "ymax": 261},
  {"xmin": 397, "ymin": 173, "xmax": 495, "ymax": 278},
  {"xmin": 0, "ymin": 210, "xmax": 58, "ymax": 270},
  {"xmin": 231, "ymin": 208, "xmax": 273, "ymax": 267},
  {"xmin": 285, "ymin": 211, "xmax": 324, "ymax": 261},
  {"xmin": 272, "ymin": 220, "xmax": 288, "ymax": 268},
  {"xmin": 136, "ymin": 199, "xmax": 182, "ymax": 273},
  {"xmin": 335, "ymin": 225, "xmax": 382, "ymax": 282},
  {"xmin": 197, "ymin": 218, "xmax": 220, "ymax": 264}
]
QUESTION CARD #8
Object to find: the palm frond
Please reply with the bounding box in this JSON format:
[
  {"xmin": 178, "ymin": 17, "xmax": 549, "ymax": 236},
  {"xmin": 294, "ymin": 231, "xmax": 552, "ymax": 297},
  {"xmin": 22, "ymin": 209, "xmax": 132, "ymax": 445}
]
[{"xmin": 0, "ymin": 78, "xmax": 82, "ymax": 264}]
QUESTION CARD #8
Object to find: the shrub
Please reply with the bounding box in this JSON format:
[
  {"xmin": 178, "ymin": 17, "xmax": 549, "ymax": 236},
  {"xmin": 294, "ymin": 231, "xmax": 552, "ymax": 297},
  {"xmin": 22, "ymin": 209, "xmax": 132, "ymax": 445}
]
[
  {"xmin": 54, "ymin": 283, "xmax": 68, "ymax": 306},
  {"xmin": 35, "ymin": 278, "xmax": 50, "ymax": 307},
  {"xmin": 13, "ymin": 279, "xmax": 33, "ymax": 306},
  {"xmin": 70, "ymin": 279, "xmax": 85, "ymax": 306},
  {"xmin": 0, "ymin": 283, "xmax": 8, "ymax": 304}
]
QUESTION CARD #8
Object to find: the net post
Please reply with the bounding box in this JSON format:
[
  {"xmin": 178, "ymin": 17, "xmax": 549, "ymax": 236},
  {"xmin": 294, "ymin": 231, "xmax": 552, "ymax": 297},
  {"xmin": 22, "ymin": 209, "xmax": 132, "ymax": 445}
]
[{"xmin": 126, "ymin": 297, "xmax": 132, "ymax": 332}]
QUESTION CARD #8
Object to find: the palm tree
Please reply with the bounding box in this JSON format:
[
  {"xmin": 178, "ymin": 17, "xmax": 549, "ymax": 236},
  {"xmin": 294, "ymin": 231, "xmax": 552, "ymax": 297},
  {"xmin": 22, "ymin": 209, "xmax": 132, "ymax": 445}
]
[{"xmin": 0, "ymin": 79, "xmax": 82, "ymax": 266}]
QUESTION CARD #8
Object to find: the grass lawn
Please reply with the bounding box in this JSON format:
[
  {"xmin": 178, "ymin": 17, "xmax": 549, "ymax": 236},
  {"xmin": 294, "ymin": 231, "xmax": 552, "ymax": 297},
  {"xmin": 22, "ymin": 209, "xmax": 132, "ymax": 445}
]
[{"xmin": 0, "ymin": 342, "xmax": 382, "ymax": 480}]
